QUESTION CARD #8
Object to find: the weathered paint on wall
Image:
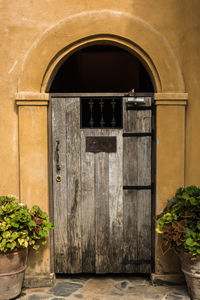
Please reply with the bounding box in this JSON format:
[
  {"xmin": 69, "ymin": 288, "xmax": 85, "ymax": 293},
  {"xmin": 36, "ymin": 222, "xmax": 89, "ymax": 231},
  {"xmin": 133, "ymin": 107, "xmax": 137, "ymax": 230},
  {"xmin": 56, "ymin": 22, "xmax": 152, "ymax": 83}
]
[{"xmin": 1, "ymin": 0, "xmax": 200, "ymax": 283}]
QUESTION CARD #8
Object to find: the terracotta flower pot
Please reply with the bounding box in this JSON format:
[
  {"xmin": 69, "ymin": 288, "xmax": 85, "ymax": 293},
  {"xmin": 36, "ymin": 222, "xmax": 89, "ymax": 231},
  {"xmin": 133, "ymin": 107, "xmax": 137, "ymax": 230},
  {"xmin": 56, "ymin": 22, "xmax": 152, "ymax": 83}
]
[
  {"xmin": 0, "ymin": 248, "xmax": 28, "ymax": 300},
  {"xmin": 179, "ymin": 252, "xmax": 200, "ymax": 300}
]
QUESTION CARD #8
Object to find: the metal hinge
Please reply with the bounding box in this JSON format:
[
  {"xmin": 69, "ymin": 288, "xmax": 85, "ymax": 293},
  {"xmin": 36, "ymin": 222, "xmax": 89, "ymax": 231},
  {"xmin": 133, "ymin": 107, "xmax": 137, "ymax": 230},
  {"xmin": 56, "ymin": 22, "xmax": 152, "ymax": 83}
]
[
  {"xmin": 123, "ymin": 130, "xmax": 155, "ymax": 140},
  {"xmin": 126, "ymin": 106, "xmax": 152, "ymax": 110},
  {"xmin": 123, "ymin": 132, "xmax": 152, "ymax": 137},
  {"xmin": 123, "ymin": 259, "xmax": 153, "ymax": 265},
  {"xmin": 123, "ymin": 185, "xmax": 152, "ymax": 190}
]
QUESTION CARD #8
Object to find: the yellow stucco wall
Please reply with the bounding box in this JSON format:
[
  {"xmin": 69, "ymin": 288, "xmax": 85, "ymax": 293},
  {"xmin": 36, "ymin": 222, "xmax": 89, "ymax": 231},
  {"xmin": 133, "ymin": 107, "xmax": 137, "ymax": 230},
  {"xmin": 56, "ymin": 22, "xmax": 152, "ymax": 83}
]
[{"xmin": 1, "ymin": 0, "xmax": 200, "ymax": 282}]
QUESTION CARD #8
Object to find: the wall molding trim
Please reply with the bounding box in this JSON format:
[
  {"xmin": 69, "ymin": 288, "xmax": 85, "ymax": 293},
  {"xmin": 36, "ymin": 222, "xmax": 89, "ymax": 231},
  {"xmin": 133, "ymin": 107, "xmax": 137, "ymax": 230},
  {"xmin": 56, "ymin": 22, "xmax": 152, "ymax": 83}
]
[
  {"xmin": 154, "ymin": 93, "xmax": 188, "ymax": 105},
  {"xmin": 16, "ymin": 92, "xmax": 50, "ymax": 106}
]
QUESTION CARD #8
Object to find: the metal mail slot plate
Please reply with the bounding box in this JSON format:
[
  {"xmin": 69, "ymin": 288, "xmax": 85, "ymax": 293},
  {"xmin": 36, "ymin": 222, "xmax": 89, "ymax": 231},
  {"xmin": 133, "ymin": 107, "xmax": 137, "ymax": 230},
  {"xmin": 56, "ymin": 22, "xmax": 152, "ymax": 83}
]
[{"xmin": 86, "ymin": 136, "xmax": 117, "ymax": 153}]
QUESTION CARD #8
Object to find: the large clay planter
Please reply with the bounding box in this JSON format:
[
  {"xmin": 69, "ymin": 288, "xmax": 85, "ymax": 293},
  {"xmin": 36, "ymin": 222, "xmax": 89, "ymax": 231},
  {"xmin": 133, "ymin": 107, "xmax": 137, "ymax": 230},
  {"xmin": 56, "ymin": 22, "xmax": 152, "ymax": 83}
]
[
  {"xmin": 179, "ymin": 252, "xmax": 200, "ymax": 300},
  {"xmin": 0, "ymin": 248, "xmax": 28, "ymax": 299}
]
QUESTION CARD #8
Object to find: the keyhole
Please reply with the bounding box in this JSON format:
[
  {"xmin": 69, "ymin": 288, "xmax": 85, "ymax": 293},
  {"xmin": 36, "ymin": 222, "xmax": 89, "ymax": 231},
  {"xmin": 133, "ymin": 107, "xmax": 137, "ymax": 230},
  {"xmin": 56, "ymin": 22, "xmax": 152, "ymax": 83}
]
[{"xmin": 56, "ymin": 175, "xmax": 62, "ymax": 182}]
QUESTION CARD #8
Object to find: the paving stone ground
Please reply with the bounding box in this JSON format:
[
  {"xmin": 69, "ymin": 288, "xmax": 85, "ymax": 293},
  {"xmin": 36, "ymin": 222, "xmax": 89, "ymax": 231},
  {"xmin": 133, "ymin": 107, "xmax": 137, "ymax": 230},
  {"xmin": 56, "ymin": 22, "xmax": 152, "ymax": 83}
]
[{"xmin": 16, "ymin": 275, "xmax": 191, "ymax": 300}]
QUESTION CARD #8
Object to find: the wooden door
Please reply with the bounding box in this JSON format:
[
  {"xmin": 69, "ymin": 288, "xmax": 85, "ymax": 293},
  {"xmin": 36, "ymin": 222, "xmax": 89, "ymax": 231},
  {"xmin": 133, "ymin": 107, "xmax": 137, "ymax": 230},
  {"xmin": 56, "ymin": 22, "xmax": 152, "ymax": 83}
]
[{"xmin": 51, "ymin": 95, "xmax": 153, "ymax": 273}]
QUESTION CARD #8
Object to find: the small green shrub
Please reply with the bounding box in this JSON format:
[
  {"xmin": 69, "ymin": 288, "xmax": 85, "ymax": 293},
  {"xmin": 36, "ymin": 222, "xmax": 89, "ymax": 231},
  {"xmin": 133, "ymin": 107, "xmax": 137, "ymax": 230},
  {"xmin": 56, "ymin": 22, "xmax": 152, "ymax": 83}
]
[
  {"xmin": 0, "ymin": 195, "xmax": 54, "ymax": 253},
  {"xmin": 156, "ymin": 186, "xmax": 200, "ymax": 258}
]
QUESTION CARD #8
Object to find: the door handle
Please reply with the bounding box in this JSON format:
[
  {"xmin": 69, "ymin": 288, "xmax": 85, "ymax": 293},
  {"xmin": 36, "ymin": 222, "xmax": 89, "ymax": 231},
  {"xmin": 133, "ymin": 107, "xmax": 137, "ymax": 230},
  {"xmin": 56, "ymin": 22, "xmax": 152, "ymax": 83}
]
[{"xmin": 56, "ymin": 140, "xmax": 61, "ymax": 171}]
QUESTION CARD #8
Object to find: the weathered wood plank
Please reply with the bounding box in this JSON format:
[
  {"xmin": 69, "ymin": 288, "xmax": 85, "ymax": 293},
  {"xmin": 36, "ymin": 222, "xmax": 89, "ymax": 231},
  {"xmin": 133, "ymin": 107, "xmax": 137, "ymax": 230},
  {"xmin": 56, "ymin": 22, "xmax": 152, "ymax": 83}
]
[
  {"xmin": 136, "ymin": 98, "xmax": 152, "ymax": 132},
  {"xmin": 52, "ymin": 95, "xmax": 153, "ymax": 274},
  {"xmin": 137, "ymin": 190, "xmax": 152, "ymax": 273},
  {"xmin": 123, "ymin": 136, "xmax": 138, "ymax": 186},
  {"xmin": 123, "ymin": 139, "xmax": 151, "ymax": 272},
  {"xmin": 123, "ymin": 98, "xmax": 137, "ymax": 133},
  {"xmin": 108, "ymin": 129, "xmax": 123, "ymax": 273},
  {"xmin": 123, "ymin": 134, "xmax": 139, "ymax": 273},
  {"xmin": 137, "ymin": 125, "xmax": 151, "ymax": 272},
  {"xmin": 81, "ymin": 129, "xmax": 95, "ymax": 273},
  {"xmin": 123, "ymin": 97, "xmax": 151, "ymax": 133},
  {"xmin": 122, "ymin": 96, "xmax": 152, "ymax": 273},
  {"xmin": 52, "ymin": 98, "xmax": 68, "ymax": 273},
  {"xmin": 95, "ymin": 130, "xmax": 110, "ymax": 273},
  {"xmin": 123, "ymin": 190, "xmax": 138, "ymax": 273},
  {"xmin": 65, "ymin": 98, "xmax": 82, "ymax": 273},
  {"xmin": 138, "ymin": 136, "xmax": 151, "ymax": 186}
]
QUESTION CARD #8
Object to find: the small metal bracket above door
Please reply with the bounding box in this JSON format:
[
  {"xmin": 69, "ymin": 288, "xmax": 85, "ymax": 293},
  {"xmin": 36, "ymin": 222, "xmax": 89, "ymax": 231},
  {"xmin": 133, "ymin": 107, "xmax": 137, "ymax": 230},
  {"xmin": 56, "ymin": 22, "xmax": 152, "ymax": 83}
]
[
  {"xmin": 86, "ymin": 136, "xmax": 116, "ymax": 153},
  {"xmin": 124, "ymin": 89, "xmax": 145, "ymax": 108},
  {"xmin": 124, "ymin": 97, "xmax": 145, "ymax": 104}
]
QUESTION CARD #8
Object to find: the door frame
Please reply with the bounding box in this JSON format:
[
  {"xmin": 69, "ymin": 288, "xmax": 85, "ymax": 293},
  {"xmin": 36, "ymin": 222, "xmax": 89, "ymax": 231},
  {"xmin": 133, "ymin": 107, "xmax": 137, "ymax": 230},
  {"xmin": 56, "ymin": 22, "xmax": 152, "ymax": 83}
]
[
  {"xmin": 49, "ymin": 92, "xmax": 156, "ymax": 273},
  {"xmin": 15, "ymin": 89, "xmax": 188, "ymax": 281}
]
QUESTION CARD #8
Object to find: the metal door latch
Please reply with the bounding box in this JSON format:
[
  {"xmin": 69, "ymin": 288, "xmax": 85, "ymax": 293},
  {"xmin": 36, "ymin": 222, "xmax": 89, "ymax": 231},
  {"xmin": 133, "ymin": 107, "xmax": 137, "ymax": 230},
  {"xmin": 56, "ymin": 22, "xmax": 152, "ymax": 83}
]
[
  {"xmin": 124, "ymin": 97, "xmax": 145, "ymax": 104},
  {"xmin": 124, "ymin": 89, "xmax": 145, "ymax": 106}
]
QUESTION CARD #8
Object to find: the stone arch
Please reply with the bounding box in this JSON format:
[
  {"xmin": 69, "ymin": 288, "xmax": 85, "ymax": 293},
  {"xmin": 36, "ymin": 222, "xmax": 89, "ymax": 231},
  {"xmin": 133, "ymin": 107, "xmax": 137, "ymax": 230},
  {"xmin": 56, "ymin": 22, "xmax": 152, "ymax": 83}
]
[{"xmin": 18, "ymin": 10, "xmax": 185, "ymax": 93}]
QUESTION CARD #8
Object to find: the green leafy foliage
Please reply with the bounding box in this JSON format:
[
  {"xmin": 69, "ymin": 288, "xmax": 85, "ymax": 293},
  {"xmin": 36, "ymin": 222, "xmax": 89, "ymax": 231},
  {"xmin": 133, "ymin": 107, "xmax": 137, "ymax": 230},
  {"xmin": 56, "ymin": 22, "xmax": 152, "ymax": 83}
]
[
  {"xmin": 0, "ymin": 196, "xmax": 54, "ymax": 253},
  {"xmin": 156, "ymin": 186, "xmax": 200, "ymax": 258}
]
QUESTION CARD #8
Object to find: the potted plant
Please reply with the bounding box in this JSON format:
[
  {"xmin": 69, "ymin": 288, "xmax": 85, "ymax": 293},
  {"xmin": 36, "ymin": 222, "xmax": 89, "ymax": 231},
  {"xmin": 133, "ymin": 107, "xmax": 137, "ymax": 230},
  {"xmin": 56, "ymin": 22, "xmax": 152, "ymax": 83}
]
[
  {"xmin": 0, "ymin": 195, "xmax": 54, "ymax": 300},
  {"xmin": 156, "ymin": 186, "xmax": 200, "ymax": 299}
]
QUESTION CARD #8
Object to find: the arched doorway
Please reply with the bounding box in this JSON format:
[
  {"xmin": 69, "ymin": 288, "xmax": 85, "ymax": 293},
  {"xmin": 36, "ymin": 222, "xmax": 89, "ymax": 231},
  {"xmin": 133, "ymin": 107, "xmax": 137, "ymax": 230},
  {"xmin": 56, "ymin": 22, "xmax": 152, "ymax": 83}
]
[
  {"xmin": 50, "ymin": 44, "xmax": 155, "ymax": 274},
  {"xmin": 16, "ymin": 11, "xmax": 187, "ymax": 281}
]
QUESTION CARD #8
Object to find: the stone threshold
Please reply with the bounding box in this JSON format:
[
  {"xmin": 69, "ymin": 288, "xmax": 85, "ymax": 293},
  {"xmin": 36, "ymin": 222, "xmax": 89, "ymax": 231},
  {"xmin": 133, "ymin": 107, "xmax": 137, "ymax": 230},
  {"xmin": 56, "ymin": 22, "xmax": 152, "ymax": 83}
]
[{"xmin": 23, "ymin": 273, "xmax": 185, "ymax": 289}]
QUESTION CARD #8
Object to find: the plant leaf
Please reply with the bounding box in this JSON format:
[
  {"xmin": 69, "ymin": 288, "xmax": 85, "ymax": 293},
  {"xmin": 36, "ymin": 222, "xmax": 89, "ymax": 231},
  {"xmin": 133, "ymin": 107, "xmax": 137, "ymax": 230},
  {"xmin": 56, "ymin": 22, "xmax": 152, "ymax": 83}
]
[
  {"xmin": 186, "ymin": 238, "xmax": 194, "ymax": 246},
  {"xmin": 33, "ymin": 244, "xmax": 40, "ymax": 250},
  {"xmin": 28, "ymin": 220, "xmax": 36, "ymax": 227}
]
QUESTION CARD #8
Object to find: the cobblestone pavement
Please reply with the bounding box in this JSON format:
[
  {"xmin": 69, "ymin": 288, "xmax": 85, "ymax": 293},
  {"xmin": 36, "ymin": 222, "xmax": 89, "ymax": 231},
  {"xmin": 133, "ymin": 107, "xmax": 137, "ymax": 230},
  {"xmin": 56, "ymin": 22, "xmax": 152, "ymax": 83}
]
[{"xmin": 17, "ymin": 275, "xmax": 191, "ymax": 300}]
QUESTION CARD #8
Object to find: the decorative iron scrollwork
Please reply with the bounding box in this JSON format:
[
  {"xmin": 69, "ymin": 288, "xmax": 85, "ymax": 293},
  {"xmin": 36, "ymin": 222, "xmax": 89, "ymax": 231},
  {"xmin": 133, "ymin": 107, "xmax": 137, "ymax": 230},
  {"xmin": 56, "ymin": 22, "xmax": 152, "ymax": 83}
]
[{"xmin": 81, "ymin": 97, "xmax": 122, "ymax": 129}]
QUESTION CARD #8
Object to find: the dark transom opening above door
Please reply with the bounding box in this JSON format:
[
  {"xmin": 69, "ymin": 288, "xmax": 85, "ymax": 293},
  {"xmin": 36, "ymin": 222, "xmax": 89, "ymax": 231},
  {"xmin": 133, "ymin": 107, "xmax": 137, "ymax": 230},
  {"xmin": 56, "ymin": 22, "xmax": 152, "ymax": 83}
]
[{"xmin": 80, "ymin": 97, "xmax": 123, "ymax": 129}]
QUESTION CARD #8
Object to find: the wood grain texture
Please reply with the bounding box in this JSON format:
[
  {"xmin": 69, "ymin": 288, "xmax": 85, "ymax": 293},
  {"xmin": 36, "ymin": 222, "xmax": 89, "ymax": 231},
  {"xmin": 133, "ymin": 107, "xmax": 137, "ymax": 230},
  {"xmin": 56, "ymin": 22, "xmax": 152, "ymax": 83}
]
[
  {"xmin": 122, "ymin": 96, "xmax": 152, "ymax": 273},
  {"xmin": 137, "ymin": 190, "xmax": 152, "ymax": 273},
  {"xmin": 52, "ymin": 98, "xmax": 68, "ymax": 273},
  {"xmin": 138, "ymin": 136, "xmax": 151, "ymax": 186},
  {"xmin": 81, "ymin": 129, "xmax": 95, "ymax": 273},
  {"xmin": 65, "ymin": 98, "xmax": 82, "ymax": 273},
  {"xmin": 52, "ymin": 98, "xmax": 82, "ymax": 273},
  {"xmin": 137, "ymin": 108, "xmax": 152, "ymax": 272},
  {"xmin": 81, "ymin": 128, "xmax": 123, "ymax": 273},
  {"xmin": 93, "ymin": 130, "xmax": 110, "ymax": 273},
  {"xmin": 52, "ymin": 95, "xmax": 153, "ymax": 274},
  {"xmin": 123, "ymin": 190, "xmax": 138, "ymax": 273},
  {"xmin": 123, "ymin": 136, "xmax": 138, "ymax": 186},
  {"xmin": 123, "ymin": 97, "xmax": 151, "ymax": 133},
  {"xmin": 109, "ymin": 129, "xmax": 123, "ymax": 273},
  {"xmin": 95, "ymin": 150, "xmax": 110, "ymax": 273}
]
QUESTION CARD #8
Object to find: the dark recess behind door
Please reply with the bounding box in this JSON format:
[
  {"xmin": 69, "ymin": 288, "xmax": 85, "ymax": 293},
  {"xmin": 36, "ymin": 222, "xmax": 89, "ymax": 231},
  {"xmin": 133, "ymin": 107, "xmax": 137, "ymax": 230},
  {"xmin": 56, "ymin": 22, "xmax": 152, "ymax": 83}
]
[{"xmin": 49, "ymin": 45, "xmax": 154, "ymax": 93}]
